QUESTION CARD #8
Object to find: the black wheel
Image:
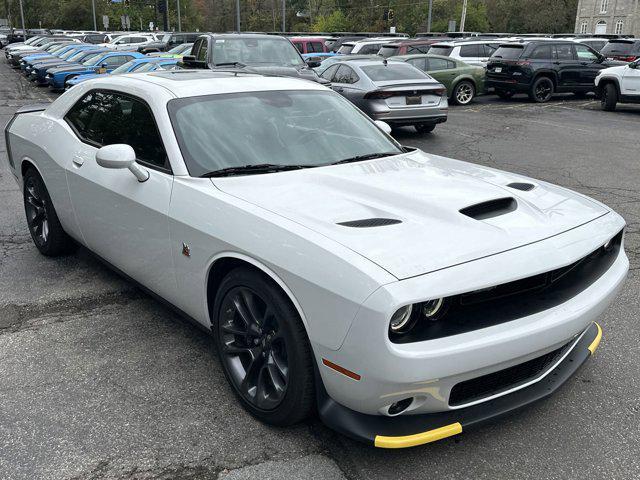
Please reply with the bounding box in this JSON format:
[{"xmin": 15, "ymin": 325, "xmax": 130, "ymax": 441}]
[
  {"xmin": 213, "ymin": 267, "xmax": 315, "ymax": 426},
  {"xmin": 496, "ymin": 90, "xmax": 514, "ymax": 100},
  {"xmin": 452, "ymin": 80, "xmax": 475, "ymax": 105},
  {"xmin": 529, "ymin": 77, "xmax": 554, "ymax": 103},
  {"xmin": 23, "ymin": 168, "xmax": 77, "ymax": 256},
  {"xmin": 601, "ymin": 83, "xmax": 618, "ymax": 111},
  {"xmin": 415, "ymin": 123, "xmax": 436, "ymax": 133}
]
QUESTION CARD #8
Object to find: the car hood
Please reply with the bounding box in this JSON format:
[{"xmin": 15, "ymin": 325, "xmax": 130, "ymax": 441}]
[
  {"xmin": 47, "ymin": 64, "xmax": 87, "ymax": 74},
  {"xmin": 212, "ymin": 150, "xmax": 608, "ymax": 279},
  {"xmin": 598, "ymin": 64, "xmax": 629, "ymax": 75},
  {"xmin": 225, "ymin": 64, "xmax": 325, "ymax": 84}
]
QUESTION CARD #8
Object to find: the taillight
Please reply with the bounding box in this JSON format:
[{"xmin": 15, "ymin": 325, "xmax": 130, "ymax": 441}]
[
  {"xmin": 618, "ymin": 55, "xmax": 638, "ymax": 62},
  {"xmin": 364, "ymin": 91, "xmax": 396, "ymax": 99},
  {"xmin": 516, "ymin": 60, "xmax": 531, "ymax": 67},
  {"xmin": 433, "ymin": 88, "xmax": 447, "ymax": 96}
]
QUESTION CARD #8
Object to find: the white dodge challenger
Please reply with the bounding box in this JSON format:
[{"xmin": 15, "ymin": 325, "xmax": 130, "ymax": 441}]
[{"xmin": 4, "ymin": 70, "xmax": 628, "ymax": 448}]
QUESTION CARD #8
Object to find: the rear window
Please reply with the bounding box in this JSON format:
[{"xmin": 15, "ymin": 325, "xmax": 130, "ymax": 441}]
[
  {"xmin": 361, "ymin": 63, "xmax": 428, "ymax": 81},
  {"xmin": 601, "ymin": 41, "xmax": 637, "ymax": 55},
  {"xmin": 492, "ymin": 46, "xmax": 523, "ymax": 60},
  {"xmin": 379, "ymin": 45, "xmax": 400, "ymax": 58},
  {"xmin": 428, "ymin": 46, "xmax": 453, "ymax": 56},
  {"xmin": 337, "ymin": 44, "xmax": 354, "ymax": 54}
]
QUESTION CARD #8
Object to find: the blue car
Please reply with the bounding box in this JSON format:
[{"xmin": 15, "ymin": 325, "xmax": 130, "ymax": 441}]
[
  {"xmin": 25, "ymin": 44, "xmax": 101, "ymax": 77},
  {"xmin": 46, "ymin": 51, "xmax": 146, "ymax": 91},
  {"xmin": 19, "ymin": 43, "xmax": 76, "ymax": 71},
  {"xmin": 65, "ymin": 57, "xmax": 179, "ymax": 88},
  {"xmin": 32, "ymin": 48, "xmax": 109, "ymax": 85}
]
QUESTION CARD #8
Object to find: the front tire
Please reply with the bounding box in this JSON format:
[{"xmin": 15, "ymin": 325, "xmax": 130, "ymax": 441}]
[
  {"xmin": 601, "ymin": 83, "xmax": 618, "ymax": 111},
  {"xmin": 213, "ymin": 267, "xmax": 315, "ymax": 426},
  {"xmin": 23, "ymin": 168, "xmax": 77, "ymax": 256},
  {"xmin": 452, "ymin": 80, "xmax": 475, "ymax": 105},
  {"xmin": 415, "ymin": 123, "xmax": 436, "ymax": 133},
  {"xmin": 529, "ymin": 76, "xmax": 554, "ymax": 103}
]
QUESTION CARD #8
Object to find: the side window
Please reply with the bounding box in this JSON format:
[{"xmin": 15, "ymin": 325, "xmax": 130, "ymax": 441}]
[
  {"xmin": 65, "ymin": 91, "xmax": 169, "ymax": 170},
  {"xmin": 320, "ymin": 64, "xmax": 340, "ymax": 80},
  {"xmin": 310, "ymin": 42, "xmax": 324, "ymax": 53},
  {"xmin": 426, "ymin": 57, "xmax": 451, "ymax": 70},
  {"xmin": 103, "ymin": 55, "xmax": 131, "ymax": 67},
  {"xmin": 575, "ymin": 44, "xmax": 598, "ymax": 61},
  {"xmin": 555, "ymin": 44, "xmax": 574, "ymax": 60},
  {"xmin": 293, "ymin": 42, "xmax": 304, "ymax": 53},
  {"xmin": 408, "ymin": 58, "xmax": 427, "ymax": 71},
  {"xmin": 131, "ymin": 37, "xmax": 147, "ymax": 44},
  {"xmin": 530, "ymin": 45, "xmax": 553, "ymax": 59},
  {"xmin": 115, "ymin": 36, "xmax": 129, "ymax": 45},
  {"xmin": 459, "ymin": 44, "xmax": 480, "ymax": 57},
  {"xmin": 191, "ymin": 38, "xmax": 203, "ymax": 58},
  {"xmin": 196, "ymin": 39, "xmax": 208, "ymax": 61},
  {"xmin": 483, "ymin": 44, "xmax": 497, "ymax": 56},
  {"xmin": 333, "ymin": 65, "xmax": 357, "ymax": 84}
]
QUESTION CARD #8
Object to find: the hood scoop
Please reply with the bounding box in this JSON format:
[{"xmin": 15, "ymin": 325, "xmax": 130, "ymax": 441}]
[
  {"xmin": 337, "ymin": 218, "xmax": 402, "ymax": 228},
  {"xmin": 460, "ymin": 197, "xmax": 517, "ymax": 220},
  {"xmin": 507, "ymin": 182, "xmax": 536, "ymax": 191}
]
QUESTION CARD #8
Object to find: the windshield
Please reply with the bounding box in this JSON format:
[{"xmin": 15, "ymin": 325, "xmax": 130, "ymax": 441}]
[
  {"xmin": 337, "ymin": 44, "xmax": 354, "ymax": 54},
  {"xmin": 428, "ymin": 46, "xmax": 453, "ymax": 56},
  {"xmin": 162, "ymin": 33, "xmax": 172, "ymax": 42},
  {"xmin": 601, "ymin": 41, "xmax": 637, "ymax": 55},
  {"xmin": 492, "ymin": 46, "xmax": 523, "ymax": 59},
  {"xmin": 168, "ymin": 90, "xmax": 402, "ymax": 176},
  {"xmin": 168, "ymin": 43, "xmax": 189, "ymax": 54},
  {"xmin": 211, "ymin": 37, "xmax": 304, "ymax": 67},
  {"xmin": 379, "ymin": 45, "xmax": 400, "ymax": 58},
  {"xmin": 111, "ymin": 60, "xmax": 137, "ymax": 73},
  {"xmin": 70, "ymin": 50, "xmax": 94, "ymax": 62},
  {"xmin": 361, "ymin": 63, "xmax": 428, "ymax": 81},
  {"xmin": 82, "ymin": 53, "xmax": 104, "ymax": 66},
  {"xmin": 59, "ymin": 48, "xmax": 79, "ymax": 59}
]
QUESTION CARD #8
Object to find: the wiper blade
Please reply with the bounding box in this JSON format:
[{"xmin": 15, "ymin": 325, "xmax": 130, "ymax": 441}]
[
  {"xmin": 200, "ymin": 163, "xmax": 309, "ymax": 178},
  {"xmin": 331, "ymin": 152, "xmax": 399, "ymax": 165},
  {"xmin": 213, "ymin": 62, "xmax": 247, "ymax": 68}
]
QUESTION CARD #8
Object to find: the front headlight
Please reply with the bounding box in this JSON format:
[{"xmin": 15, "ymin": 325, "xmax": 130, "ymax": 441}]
[
  {"xmin": 389, "ymin": 305, "xmax": 413, "ymax": 333},
  {"xmin": 389, "ymin": 298, "xmax": 449, "ymax": 336}
]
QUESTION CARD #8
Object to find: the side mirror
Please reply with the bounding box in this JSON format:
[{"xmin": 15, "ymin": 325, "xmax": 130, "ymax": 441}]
[
  {"xmin": 630, "ymin": 61, "xmax": 639, "ymax": 69},
  {"xmin": 306, "ymin": 60, "xmax": 321, "ymax": 68},
  {"xmin": 374, "ymin": 120, "xmax": 392, "ymax": 135},
  {"xmin": 95, "ymin": 144, "xmax": 149, "ymax": 182}
]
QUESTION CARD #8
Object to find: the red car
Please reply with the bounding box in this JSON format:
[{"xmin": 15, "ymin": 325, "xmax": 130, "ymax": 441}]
[{"xmin": 290, "ymin": 36, "xmax": 329, "ymax": 54}]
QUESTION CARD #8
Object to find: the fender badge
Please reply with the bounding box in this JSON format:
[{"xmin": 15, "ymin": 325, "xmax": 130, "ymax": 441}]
[{"xmin": 182, "ymin": 243, "xmax": 191, "ymax": 257}]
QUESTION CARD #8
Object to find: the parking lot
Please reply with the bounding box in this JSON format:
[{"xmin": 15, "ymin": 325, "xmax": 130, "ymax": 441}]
[{"xmin": 0, "ymin": 58, "xmax": 639, "ymax": 480}]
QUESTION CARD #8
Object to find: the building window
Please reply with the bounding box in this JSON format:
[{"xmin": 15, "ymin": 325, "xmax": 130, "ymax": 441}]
[
  {"xmin": 600, "ymin": 0, "xmax": 608, "ymax": 14},
  {"xmin": 595, "ymin": 20, "xmax": 607, "ymax": 34},
  {"xmin": 615, "ymin": 20, "xmax": 624, "ymax": 35},
  {"xmin": 580, "ymin": 21, "xmax": 588, "ymax": 34}
]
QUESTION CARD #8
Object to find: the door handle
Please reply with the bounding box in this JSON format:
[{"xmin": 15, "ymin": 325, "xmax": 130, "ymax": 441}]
[{"xmin": 72, "ymin": 155, "xmax": 84, "ymax": 166}]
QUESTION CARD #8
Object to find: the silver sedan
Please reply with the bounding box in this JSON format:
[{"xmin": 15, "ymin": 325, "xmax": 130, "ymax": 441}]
[{"xmin": 320, "ymin": 58, "xmax": 448, "ymax": 133}]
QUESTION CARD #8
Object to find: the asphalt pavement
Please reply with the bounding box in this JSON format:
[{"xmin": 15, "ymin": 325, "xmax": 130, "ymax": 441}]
[{"xmin": 0, "ymin": 61, "xmax": 638, "ymax": 480}]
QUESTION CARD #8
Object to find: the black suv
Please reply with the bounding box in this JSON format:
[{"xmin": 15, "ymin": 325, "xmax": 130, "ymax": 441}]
[
  {"xmin": 180, "ymin": 33, "xmax": 328, "ymax": 84},
  {"xmin": 486, "ymin": 40, "xmax": 622, "ymax": 102}
]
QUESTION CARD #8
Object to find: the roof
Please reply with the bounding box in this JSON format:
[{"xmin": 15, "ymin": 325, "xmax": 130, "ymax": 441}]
[
  {"xmin": 109, "ymin": 70, "xmax": 327, "ymax": 98},
  {"xmin": 383, "ymin": 38, "xmax": 445, "ymax": 46},
  {"xmin": 431, "ymin": 39, "xmax": 501, "ymax": 46}
]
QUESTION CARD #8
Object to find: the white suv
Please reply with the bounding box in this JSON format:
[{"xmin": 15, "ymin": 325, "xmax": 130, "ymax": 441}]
[
  {"xmin": 428, "ymin": 40, "xmax": 501, "ymax": 67},
  {"xmin": 595, "ymin": 59, "xmax": 640, "ymax": 111},
  {"xmin": 101, "ymin": 34, "xmax": 156, "ymax": 51},
  {"xmin": 337, "ymin": 38, "xmax": 399, "ymax": 55}
]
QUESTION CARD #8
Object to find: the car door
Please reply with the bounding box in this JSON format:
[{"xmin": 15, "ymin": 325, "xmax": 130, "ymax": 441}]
[
  {"xmin": 63, "ymin": 89, "xmax": 176, "ymax": 298},
  {"xmin": 553, "ymin": 43, "xmax": 580, "ymax": 87},
  {"xmin": 102, "ymin": 54, "xmax": 136, "ymax": 72},
  {"xmin": 574, "ymin": 43, "xmax": 604, "ymax": 86},
  {"xmin": 621, "ymin": 62, "xmax": 640, "ymax": 95},
  {"xmin": 425, "ymin": 57, "xmax": 457, "ymax": 92},
  {"xmin": 112, "ymin": 36, "xmax": 130, "ymax": 51}
]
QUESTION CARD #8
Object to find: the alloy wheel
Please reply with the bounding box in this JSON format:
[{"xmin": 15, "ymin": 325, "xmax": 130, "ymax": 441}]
[
  {"xmin": 455, "ymin": 83, "xmax": 474, "ymax": 104},
  {"xmin": 218, "ymin": 286, "xmax": 289, "ymax": 410},
  {"xmin": 535, "ymin": 80, "xmax": 553, "ymax": 102},
  {"xmin": 25, "ymin": 177, "xmax": 49, "ymax": 246}
]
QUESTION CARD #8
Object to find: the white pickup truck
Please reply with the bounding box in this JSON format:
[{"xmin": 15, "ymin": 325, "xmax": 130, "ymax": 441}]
[{"xmin": 595, "ymin": 59, "xmax": 640, "ymax": 111}]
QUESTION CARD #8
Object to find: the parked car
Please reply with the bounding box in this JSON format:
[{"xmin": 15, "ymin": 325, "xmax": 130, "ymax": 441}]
[
  {"xmin": 378, "ymin": 38, "xmax": 445, "ymax": 58},
  {"xmin": 290, "ymin": 36, "xmax": 329, "ymax": 54},
  {"xmin": 31, "ymin": 48, "xmax": 110, "ymax": 85},
  {"xmin": 100, "ymin": 34, "xmax": 157, "ymax": 51},
  {"xmin": 0, "ymin": 31, "xmax": 8, "ymax": 49},
  {"xmin": 314, "ymin": 54, "xmax": 379, "ymax": 75},
  {"xmin": 428, "ymin": 40, "xmax": 501, "ymax": 67},
  {"xmin": 4, "ymin": 70, "xmax": 626, "ymax": 448},
  {"xmin": 486, "ymin": 40, "xmax": 623, "ymax": 102},
  {"xmin": 573, "ymin": 37, "xmax": 608, "ymax": 52},
  {"xmin": 181, "ymin": 33, "xmax": 328, "ymax": 84},
  {"xmin": 22, "ymin": 43, "xmax": 96, "ymax": 74},
  {"xmin": 146, "ymin": 42, "xmax": 194, "ymax": 57},
  {"xmin": 19, "ymin": 42, "xmax": 77, "ymax": 71},
  {"xmin": 65, "ymin": 57, "xmax": 179, "ymax": 88},
  {"xmin": 328, "ymin": 35, "xmax": 368, "ymax": 53},
  {"xmin": 320, "ymin": 58, "xmax": 448, "ymax": 132},
  {"xmin": 45, "ymin": 50, "xmax": 145, "ymax": 90},
  {"xmin": 600, "ymin": 39, "xmax": 640, "ymax": 62},
  {"xmin": 595, "ymin": 58, "xmax": 640, "ymax": 110},
  {"xmin": 138, "ymin": 32, "xmax": 200, "ymax": 54},
  {"xmin": 6, "ymin": 37, "xmax": 78, "ymax": 65},
  {"xmin": 337, "ymin": 38, "xmax": 394, "ymax": 55},
  {"xmin": 389, "ymin": 54, "xmax": 485, "ymax": 105},
  {"xmin": 301, "ymin": 52, "xmax": 337, "ymax": 66}
]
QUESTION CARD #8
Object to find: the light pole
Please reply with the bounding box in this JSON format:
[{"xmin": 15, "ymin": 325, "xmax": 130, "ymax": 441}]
[
  {"xmin": 177, "ymin": 0, "xmax": 181, "ymax": 31},
  {"xmin": 427, "ymin": 0, "xmax": 433, "ymax": 33},
  {"xmin": 235, "ymin": 0, "xmax": 240, "ymax": 32},
  {"xmin": 460, "ymin": 0, "xmax": 468, "ymax": 32},
  {"xmin": 18, "ymin": 0, "xmax": 26, "ymax": 38},
  {"xmin": 91, "ymin": 0, "xmax": 97, "ymax": 31}
]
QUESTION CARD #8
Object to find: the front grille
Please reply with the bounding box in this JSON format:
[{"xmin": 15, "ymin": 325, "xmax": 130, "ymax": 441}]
[{"xmin": 448, "ymin": 340, "xmax": 572, "ymax": 406}]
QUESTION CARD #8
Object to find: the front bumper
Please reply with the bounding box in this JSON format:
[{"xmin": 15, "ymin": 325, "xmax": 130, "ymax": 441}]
[{"xmin": 318, "ymin": 322, "xmax": 602, "ymax": 448}]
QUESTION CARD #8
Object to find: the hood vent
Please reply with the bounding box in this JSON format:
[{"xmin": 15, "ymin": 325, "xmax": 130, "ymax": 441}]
[
  {"xmin": 507, "ymin": 182, "xmax": 535, "ymax": 191},
  {"xmin": 460, "ymin": 197, "xmax": 517, "ymax": 220},
  {"xmin": 337, "ymin": 218, "xmax": 402, "ymax": 228}
]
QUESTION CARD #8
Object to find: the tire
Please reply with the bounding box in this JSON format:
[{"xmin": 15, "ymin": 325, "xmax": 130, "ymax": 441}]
[
  {"xmin": 415, "ymin": 123, "xmax": 436, "ymax": 133},
  {"xmin": 601, "ymin": 83, "xmax": 618, "ymax": 111},
  {"xmin": 452, "ymin": 80, "xmax": 475, "ymax": 105},
  {"xmin": 496, "ymin": 90, "xmax": 514, "ymax": 100},
  {"xmin": 529, "ymin": 76, "xmax": 554, "ymax": 103},
  {"xmin": 212, "ymin": 267, "xmax": 315, "ymax": 426},
  {"xmin": 23, "ymin": 168, "xmax": 77, "ymax": 256}
]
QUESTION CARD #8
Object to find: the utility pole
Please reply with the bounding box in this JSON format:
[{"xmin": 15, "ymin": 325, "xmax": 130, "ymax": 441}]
[
  {"xmin": 281, "ymin": 0, "xmax": 285, "ymax": 32},
  {"xmin": 18, "ymin": 0, "xmax": 25, "ymax": 37},
  {"xmin": 176, "ymin": 0, "xmax": 181, "ymax": 31},
  {"xmin": 91, "ymin": 0, "xmax": 97, "ymax": 31},
  {"xmin": 235, "ymin": 0, "xmax": 240, "ymax": 32},
  {"xmin": 460, "ymin": 0, "xmax": 468, "ymax": 32},
  {"xmin": 427, "ymin": 0, "xmax": 433, "ymax": 33},
  {"xmin": 164, "ymin": 0, "xmax": 169, "ymax": 31}
]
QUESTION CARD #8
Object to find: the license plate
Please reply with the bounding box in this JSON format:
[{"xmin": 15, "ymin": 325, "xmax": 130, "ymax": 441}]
[
  {"xmin": 406, "ymin": 95, "xmax": 421, "ymax": 105},
  {"xmin": 495, "ymin": 67, "xmax": 502, "ymax": 73}
]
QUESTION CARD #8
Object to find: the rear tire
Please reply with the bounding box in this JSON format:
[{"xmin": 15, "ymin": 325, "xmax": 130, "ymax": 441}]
[
  {"xmin": 601, "ymin": 83, "xmax": 618, "ymax": 111},
  {"xmin": 529, "ymin": 76, "xmax": 554, "ymax": 103},
  {"xmin": 212, "ymin": 267, "xmax": 315, "ymax": 426},
  {"xmin": 23, "ymin": 168, "xmax": 77, "ymax": 257},
  {"xmin": 452, "ymin": 80, "xmax": 475, "ymax": 105},
  {"xmin": 415, "ymin": 123, "xmax": 436, "ymax": 133}
]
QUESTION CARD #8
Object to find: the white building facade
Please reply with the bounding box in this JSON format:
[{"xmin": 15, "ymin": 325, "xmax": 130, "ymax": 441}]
[{"xmin": 575, "ymin": 0, "xmax": 640, "ymax": 36}]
